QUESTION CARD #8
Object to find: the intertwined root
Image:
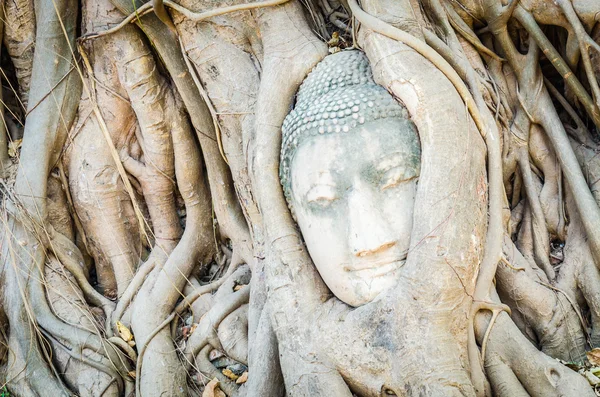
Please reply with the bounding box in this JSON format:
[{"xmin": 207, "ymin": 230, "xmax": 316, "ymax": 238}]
[{"xmin": 3, "ymin": 0, "xmax": 600, "ymax": 395}]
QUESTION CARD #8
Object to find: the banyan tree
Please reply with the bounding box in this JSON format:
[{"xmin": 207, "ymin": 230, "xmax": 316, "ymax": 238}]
[{"xmin": 2, "ymin": 0, "xmax": 600, "ymax": 395}]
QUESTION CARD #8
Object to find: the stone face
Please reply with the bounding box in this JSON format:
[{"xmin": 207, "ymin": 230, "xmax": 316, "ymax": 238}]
[{"xmin": 280, "ymin": 50, "xmax": 421, "ymax": 306}]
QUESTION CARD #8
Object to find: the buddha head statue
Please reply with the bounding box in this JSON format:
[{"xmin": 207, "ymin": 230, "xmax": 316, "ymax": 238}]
[{"xmin": 280, "ymin": 50, "xmax": 421, "ymax": 307}]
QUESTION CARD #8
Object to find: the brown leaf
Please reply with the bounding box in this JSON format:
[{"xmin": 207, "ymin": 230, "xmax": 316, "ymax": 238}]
[
  {"xmin": 236, "ymin": 371, "xmax": 248, "ymax": 384},
  {"xmin": 327, "ymin": 31, "xmax": 340, "ymax": 47},
  {"xmin": 128, "ymin": 371, "xmax": 136, "ymax": 379},
  {"xmin": 222, "ymin": 368, "xmax": 239, "ymax": 381},
  {"xmin": 233, "ymin": 284, "xmax": 243, "ymax": 292},
  {"xmin": 202, "ymin": 378, "xmax": 225, "ymax": 397},
  {"xmin": 116, "ymin": 321, "xmax": 134, "ymax": 342},
  {"xmin": 588, "ymin": 349, "xmax": 600, "ymax": 366},
  {"xmin": 8, "ymin": 139, "xmax": 21, "ymax": 158}
]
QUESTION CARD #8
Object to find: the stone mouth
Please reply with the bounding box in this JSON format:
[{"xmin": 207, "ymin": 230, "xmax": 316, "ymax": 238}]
[{"xmin": 343, "ymin": 252, "xmax": 408, "ymax": 277}]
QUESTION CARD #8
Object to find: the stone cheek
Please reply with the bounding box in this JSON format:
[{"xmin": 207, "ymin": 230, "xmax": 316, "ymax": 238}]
[{"xmin": 280, "ymin": 49, "xmax": 412, "ymax": 211}]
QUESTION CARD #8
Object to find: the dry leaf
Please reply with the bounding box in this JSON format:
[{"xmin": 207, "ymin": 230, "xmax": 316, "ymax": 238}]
[
  {"xmin": 8, "ymin": 139, "xmax": 21, "ymax": 158},
  {"xmin": 128, "ymin": 371, "xmax": 136, "ymax": 379},
  {"xmin": 202, "ymin": 378, "xmax": 225, "ymax": 397},
  {"xmin": 588, "ymin": 349, "xmax": 600, "ymax": 366},
  {"xmin": 327, "ymin": 31, "xmax": 340, "ymax": 47},
  {"xmin": 116, "ymin": 321, "xmax": 134, "ymax": 342},
  {"xmin": 236, "ymin": 371, "xmax": 248, "ymax": 384},
  {"xmin": 222, "ymin": 368, "xmax": 239, "ymax": 381},
  {"xmin": 233, "ymin": 285, "xmax": 243, "ymax": 292}
]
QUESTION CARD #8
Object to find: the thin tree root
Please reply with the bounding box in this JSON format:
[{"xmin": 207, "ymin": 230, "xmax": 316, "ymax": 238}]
[
  {"xmin": 108, "ymin": 336, "xmax": 138, "ymax": 362},
  {"xmin": 514, "ymin": 7, "xmax": 600, "ymax": 129},
  {"xmin": 184, "ymin": 285, "xmax": 250, "ymax": 368},
  {"xmin": 174, "ymin": 260, "xmax": 244, "ymax": 315},
  {"xmin": 196, "ymin": 345, "xmax": 238, "ymax": 396},
  {"xmin": 152, "ymin": 0, "xmax": 177, "ymax": 33},
  {"xmin": 83, "ymin": 0, "xmax": 293, "ymax": 41},
  {"xmin": 535, "ymin": 280, "xmax": 589, "ymax": 343},
  {"xmin": 77, "ymin": 44, "xmax": 152, "ymax": 267},
  {"xmin": 468, "ymin": 301, "xmax": 511, "ymax": 396},
  {"xmin": 444, "ymin": 3, "xmax": 503, "ymax": 62},
  {"xmin": 112, "ymin": 255, "xmax": 159, "ymax": 327},
  {"xmin": 516, "ymin": 146, "xmax": 554, "ymax": 280},
  {"xmin": 556, "ymin": 0, "xmax": 600, "ymax": 108},
  {"xmin": 348, "ymin": 0, "xmax": 488, "ymax": 135},
  {"xmin": 544, "ymin": 77, "xmax": 594, "ymax": 146},
  {"xmin": 47, "ymin": 231, "xmax": 116, "ymax": 335},
  {"xmin": 500, "ymin": 256, "xmax": 525, "ymax": 272},
  {"xmin": 40, "ymin": 328, "xmax": 125, "ymax": 395},
  {"xmin": 178, "ymin": 40, "xmax": 228, "ymax": 165},
  {"xmin": 134, "ymin": 313, "xmax": 176, "ymax": 397},
  {"xmin": 30, "ymin": 269, "xmax": 131, "ymax": 383}
]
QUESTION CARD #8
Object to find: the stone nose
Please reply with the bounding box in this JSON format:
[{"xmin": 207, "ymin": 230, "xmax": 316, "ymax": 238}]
[{"xmin": 347, "ymin": 189, "xmax": 396, "ymax": 257}]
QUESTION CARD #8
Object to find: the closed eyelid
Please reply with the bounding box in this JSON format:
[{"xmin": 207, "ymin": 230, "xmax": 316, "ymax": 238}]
[
  {"xmin": 380, "ymin": 166, "xmax": 418, "ymax": 189},
  {"xmin": 305, "ymin": 184, "xmax": 338, "ymax": 202}
]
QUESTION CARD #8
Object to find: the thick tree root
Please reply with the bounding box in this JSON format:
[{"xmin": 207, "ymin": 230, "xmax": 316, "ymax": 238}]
[{"xmin": 477, "ymin": 309, "xmax": 594, "ymax": 397}]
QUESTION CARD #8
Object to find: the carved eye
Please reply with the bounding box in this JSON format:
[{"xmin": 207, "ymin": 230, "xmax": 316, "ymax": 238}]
[
  {"xmin": 380, "ymin": 167, "xmax": 417, "ymax": 190},
  {"xmin": 306, "ymin": 185, "xmax": 338, "ymax": 207}
]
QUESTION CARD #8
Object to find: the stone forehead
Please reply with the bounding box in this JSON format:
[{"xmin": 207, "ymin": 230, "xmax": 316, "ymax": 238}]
[{"xmin": 279, "ymin": 50, "xmax": 414, "ymax": 210}]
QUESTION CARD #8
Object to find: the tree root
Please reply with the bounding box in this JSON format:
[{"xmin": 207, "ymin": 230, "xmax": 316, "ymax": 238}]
[
  {"xmin": 134, "ymin": 313, "xmax": 176, "ymax": 396},
  {"xmin": 111, "ymin": 0, "xmax": 253, "ymax": 269},
  {"xmin": 174, "ymin": 260, "xmax": 244, "ymax": 315},
  {"xmin": 184, "ymin": 285, "xmax": 250, "ymax": 367},
  {"xmin": 544, "ymin": 78, "xmax": 594, "ymax": 146},
  {"xmin": 348, "ymin": 0, "xmax": 488, "ymax": 135},
  {"xmin": 245, "ymin": 303, "xmax": 284, "ymax": 397},
  {"xmin": 516, "ymin": 146, "xmax": 553, "ymax": 279},
  {"xmin": 4, "ymin": 0, "xmax": 599, "ymax": 395},
  {"xmin": 555, "ymin": 0, "xmax": 600, "ymax": 109},
  {"xmin": 2, "ymin": 229, "xmax": 70, "ymax": 396},
  {"xmin": 477, "ymin": 307, "xmax": 594, "ymax": 397},
  {"xmin": 84, "ymin": 0, "xmax": 293, "ymax": 41},
  {"xmin": 3, "ymin": 0, "xmax": 35, "ymax": 109},
  {"xmin": 107, "ymin": 336, "xmax": 138, "ymax": 362},
  {"xmin": 112, "ymin": 252, "xmax": 159, "ymax": 327},
  {"xmin": 41, "ymin": 328, "xmax": 125, "ymax": 395},
  {"xmin": 360, "ymin": 2, "xmax": 506, "ymax": 393},
  {"xmin": 48, "ymin": 230, "xmax": 116, "ymax": 335},
  {"xmin": 473, "ymin": 301, "xmax": 511, "ymax": 362},
  {"xmin": 514, "ymin": 6, "xmax": 600, "ymax": 129},
  {"xmin": 195, "ymin": 345, "xmax": 238, "ymax": 396}
]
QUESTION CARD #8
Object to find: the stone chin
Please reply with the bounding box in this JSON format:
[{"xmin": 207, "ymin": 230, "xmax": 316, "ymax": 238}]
[{"xmin": 335, "ymin": 259, "xmax": 407, "ymax": 307}]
